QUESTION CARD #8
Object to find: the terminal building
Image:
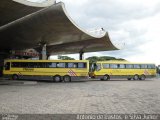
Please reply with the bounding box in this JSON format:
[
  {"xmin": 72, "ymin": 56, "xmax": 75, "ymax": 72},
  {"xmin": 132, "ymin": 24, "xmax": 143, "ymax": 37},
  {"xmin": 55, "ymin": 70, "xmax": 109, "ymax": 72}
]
[{"xmin": 0, "ymin": 0, "xmax": 120, "ymax": 76}]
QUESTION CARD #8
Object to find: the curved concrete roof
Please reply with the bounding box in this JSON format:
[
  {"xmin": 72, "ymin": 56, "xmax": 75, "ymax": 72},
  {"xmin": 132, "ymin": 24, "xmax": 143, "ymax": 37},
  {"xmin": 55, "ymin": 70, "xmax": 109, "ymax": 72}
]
[
  {"xmin": 0, "ymin": 0, "xmax": 119, "ymax": 55},
  {"xmin": 0, "ymin": 0, "xmax": 51, "ymax": 27}
]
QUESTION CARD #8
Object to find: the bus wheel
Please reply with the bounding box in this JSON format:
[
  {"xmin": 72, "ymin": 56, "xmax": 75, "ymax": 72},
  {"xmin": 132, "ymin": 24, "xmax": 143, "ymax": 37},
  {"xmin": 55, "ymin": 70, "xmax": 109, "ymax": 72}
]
[
  {"xmin": 103, "ymin": 75, "xmax": 110, "ymax": 81},
  {"xmin": 63, "ymin": 75, "xmax": 71, "ymax": 82},
  {"xmin": 140, "ymin": 74, "xmax": 146, "ymax": 80},
  {"xmin": 12, "ymin": 74, "xmax": 19, "ymax": 80},
  {"xmin": 133, "ymin": 75, "xmax": 139, "ymax": 80},
  {"xmin": 53, "ymin": 75, "xmax": 61, "ymax": 82},
  {"xmin": 127, "ymin": 78, "xmax": 131, "ymax": 80}
]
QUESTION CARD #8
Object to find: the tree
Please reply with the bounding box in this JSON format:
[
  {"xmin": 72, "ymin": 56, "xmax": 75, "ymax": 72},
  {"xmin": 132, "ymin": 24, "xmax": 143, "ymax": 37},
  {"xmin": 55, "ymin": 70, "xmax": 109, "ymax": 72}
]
[
  {"xmin": 86, "ymin": 56, "xmax": 126, "ymax": 63},
  {"xmin": 58, "ymin": 55, "xmax": 75, "ymax": 60},
  {"xmin": 99, "ymin": 56, "xmax": 116, "ymax": 61},
  {"xmin": 116, "ymin": 58, "xmax": 126, "ymax": 61},
  {"xmin": 86, "ymin": 56, "xmax": 99, "ymax": 63}
]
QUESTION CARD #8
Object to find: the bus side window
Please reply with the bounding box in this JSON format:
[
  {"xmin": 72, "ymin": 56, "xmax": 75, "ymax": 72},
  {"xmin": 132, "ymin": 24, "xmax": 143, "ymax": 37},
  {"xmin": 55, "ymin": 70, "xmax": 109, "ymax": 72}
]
[
  {"xmin": 148, "ymin": 64, "xmax": 155, "ymax": 69},
  {"xmin": 67, "ymin": 63, "xmax": 74, "ymax": 68},
  {"xmin": 48, "ymin": 62, "xmax": 56, "ymax": 68},
  {"xmin": 5, "ymin": 62, "xmax": 10, "ymax": 70},
  {"xmin": 78, "ymin": 63, "xmax": 86, "ymax": 68},
  {"xmin": 151, "ymin": 64, "xmax": 155, "ymax": 69},
  {"xmin": 134, "ymin": 64, "xmax": 140, "ymax": 69},
  {"xmin": 102, "ymin": 64, "xmax": 109, "ymax": 69},
  {"xmin": 126, "ymin": 64, "xmax": 133, "ymax": 69},
  {"xmin": 57, "ymin": 63, "xmax": 65, "ymax": 68},
  {"xmin": 119, "ymin": 64, "xmax": 125, "ymax": 69},
  {"xmin": 67, "ymin": 63, "xmax": 78, "ymax": 68},
  {"xmin": 110, "ymin": 64, "xmax": 118, "ymax": 69}
]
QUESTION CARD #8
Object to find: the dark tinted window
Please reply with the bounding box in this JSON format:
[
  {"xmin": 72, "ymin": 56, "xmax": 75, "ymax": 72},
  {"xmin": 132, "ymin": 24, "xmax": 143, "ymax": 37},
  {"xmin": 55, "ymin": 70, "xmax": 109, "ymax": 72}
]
[
  {"xmin": 12, "ymin": 62, "xmax": 42, "ymax": 68},
  {"xmin": 21, "ymin": 62, "xmax": 28, "ymax": 67},
  {"xmin": 28, "ymin": 62, "xmax": 35, "ymax": 68},
  {"xmin": 12, "ymin": 62, "xmax": 28, "ymax": 68},
  {"xmin": 11, "ymin": 62, "xmax": 18, "ymax": 67},
  {"xmin": 10, "ymin": 62, "xmax": 87, "ymax": 69},
  {"xmin": 37, "ymin": 63, "xmax": 47, "ymax": 68}
]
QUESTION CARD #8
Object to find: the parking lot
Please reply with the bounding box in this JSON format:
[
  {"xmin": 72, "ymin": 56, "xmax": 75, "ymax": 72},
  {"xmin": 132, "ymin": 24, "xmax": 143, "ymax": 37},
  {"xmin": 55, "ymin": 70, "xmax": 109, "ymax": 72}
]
[{"xmin": 0, "ymin": 78, "xmax": 160, "ymax": 114}]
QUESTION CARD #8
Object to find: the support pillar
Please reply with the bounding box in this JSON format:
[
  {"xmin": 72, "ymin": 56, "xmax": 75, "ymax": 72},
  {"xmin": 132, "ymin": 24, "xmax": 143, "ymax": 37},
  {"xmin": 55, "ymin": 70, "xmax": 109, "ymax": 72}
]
[
  {"xmin": 0, "ymin": 50, "xmax": 10, "ymax": 76},
  {"xmin": 47, "ymin": 54, "xmax": 50, "ymax": 60},
  {"xmin": 39, "ymin": 44, "xmax": 47, "ymax": 60},
  {"xmin": 79, "ymin": 52, "xmax": 84, "ymax": 60}
]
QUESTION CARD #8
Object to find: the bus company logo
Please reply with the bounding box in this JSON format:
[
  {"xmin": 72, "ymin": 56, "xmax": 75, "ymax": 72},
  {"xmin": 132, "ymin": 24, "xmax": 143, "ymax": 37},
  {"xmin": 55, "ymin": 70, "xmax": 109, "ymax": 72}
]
[
  {"xmin": 144, "ymin": 69, "xmax": 149, "ymax": 75},
  {"xmin": 23, "ymin": 68, "xmax": 34, "ymax": 71},
  {"xmin": 68, "ymin": 69, "xmax": 77, "ymax": 76}
]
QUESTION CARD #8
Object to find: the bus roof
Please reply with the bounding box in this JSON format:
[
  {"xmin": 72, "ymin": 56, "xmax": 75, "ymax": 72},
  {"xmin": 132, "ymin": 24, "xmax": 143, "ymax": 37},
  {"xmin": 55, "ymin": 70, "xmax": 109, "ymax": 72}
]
[
  {"xmin": 96, "ymin": 60, "xmax": 155, "ymax": 65},
  {"xmin": 4, "ymin": 59, "xmax": 89, "ymax": 62}
]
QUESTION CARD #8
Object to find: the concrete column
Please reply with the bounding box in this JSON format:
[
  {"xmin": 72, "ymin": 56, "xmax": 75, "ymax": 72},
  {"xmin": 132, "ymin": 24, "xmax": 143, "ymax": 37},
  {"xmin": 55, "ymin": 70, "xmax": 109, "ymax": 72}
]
[
  {"xmin": 0, "ymin": 50, "xmax": 10, "ymax": 76},
  {"xmin": 79, "ymin": 52, "xmax": 84, "ymax": 60},
  {"xmin": 42, "ymin": 44, "xmax": 47, "ymax": 60},
  {"xmin": 39, "ymin": 44, "xmax": 47, "ymax": 60},
  {"xmin": 47, "ymin": 54, "xmax": 50, "ymax": 60}
]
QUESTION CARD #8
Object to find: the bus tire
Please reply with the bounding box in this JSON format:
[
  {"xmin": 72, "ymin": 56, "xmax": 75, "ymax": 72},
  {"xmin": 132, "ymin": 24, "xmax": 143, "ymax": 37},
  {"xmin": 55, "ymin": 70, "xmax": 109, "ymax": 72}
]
[
  {"xmin": 53, "ymin": 75, "xmax": 62, "ymax": 82},
  {"xmin": 103, "ymin": 75, "xmax": 110, "ymax": 81},
  {"xmin": 63, "ymin": 75, "xmax": 71, "ymax": 82},
  {"xmin": 140, "ymin": 74, "xmax": 146, "ymax": 80},
  {"xmin": 133, "ymin": 74, "xmax": 139, "ymax": 80},
  {"xmin": 100, "ymin": 78, "xmax": 104, "ymax": 81},
  {"xmin": 127, "ymin": 78, "xmax": 131, "ymax": 80},
  {"xmin": 12, "ymin": 74, "xmax": 19, "ymax": 80}
]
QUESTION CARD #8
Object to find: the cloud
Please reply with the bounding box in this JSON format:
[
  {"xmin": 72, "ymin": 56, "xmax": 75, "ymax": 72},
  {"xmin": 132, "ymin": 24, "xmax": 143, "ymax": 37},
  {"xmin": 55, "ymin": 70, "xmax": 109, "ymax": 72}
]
[
  {"xmin": 59, "ymin": 0, "xmax": 160, "ymax": 29},
  {"xmin": 27, "ymin": 0, "xmax": 47, "ymax": 3},
  {"xmin": 50, "ymin": 0, "xmax": 160, "ymax": 65}
]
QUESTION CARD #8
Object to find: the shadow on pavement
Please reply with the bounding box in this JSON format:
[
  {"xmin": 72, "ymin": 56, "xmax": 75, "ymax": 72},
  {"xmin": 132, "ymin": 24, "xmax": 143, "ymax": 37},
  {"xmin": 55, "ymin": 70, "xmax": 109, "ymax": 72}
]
[{"xmin": 0, "ymin": 77, "xmax": 156, "ymax": 85}]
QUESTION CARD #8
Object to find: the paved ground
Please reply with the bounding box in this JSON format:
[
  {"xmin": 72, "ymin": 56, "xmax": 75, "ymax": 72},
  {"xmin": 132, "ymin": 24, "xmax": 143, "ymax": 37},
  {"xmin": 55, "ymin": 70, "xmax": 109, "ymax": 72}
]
[{"xmin": 0, "ymin": 78, "xmax": 160, "ymax": 114}]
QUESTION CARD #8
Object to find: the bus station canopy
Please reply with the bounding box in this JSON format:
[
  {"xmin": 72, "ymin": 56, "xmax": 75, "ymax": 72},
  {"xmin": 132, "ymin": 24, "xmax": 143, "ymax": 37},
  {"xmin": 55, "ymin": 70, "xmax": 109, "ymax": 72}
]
[{"xmin": 0, "ymin": 0, "xmax": 119, "ymax": 55}]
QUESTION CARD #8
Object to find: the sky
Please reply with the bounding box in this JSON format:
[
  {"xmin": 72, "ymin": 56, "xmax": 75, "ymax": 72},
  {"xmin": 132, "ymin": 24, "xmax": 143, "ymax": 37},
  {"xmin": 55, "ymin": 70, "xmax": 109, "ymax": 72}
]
[{"xmin": 30, "ymin": 0, "xmax": 160, "ymax": 65}]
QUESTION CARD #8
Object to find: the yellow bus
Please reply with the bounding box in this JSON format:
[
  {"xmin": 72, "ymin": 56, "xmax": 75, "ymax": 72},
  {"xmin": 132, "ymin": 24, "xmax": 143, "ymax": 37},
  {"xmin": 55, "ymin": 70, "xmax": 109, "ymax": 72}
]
[
  {"xmin": 89, "ymin": 61, "xmax": 156, "ymax": 80},
  {"xmin": 3, "ymin": 59, "xmax": 89, "ymax": 82}
]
